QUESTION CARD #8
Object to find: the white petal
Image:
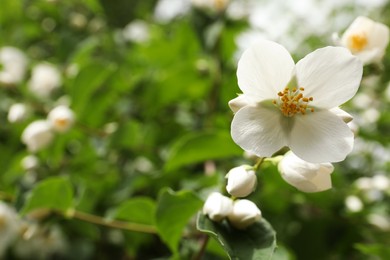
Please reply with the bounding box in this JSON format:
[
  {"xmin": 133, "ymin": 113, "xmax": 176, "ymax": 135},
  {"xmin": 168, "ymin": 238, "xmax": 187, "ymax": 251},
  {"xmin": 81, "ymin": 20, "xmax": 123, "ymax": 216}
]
[
  {"xmin": 237, "ymin": 40, "xmax": 295, "ymax": 103},
  {"xmin": 228, "ymin": 94, "xmax": 253, "ymax": 113},
  {"xmin": 329, "ymin": 107, "xmax": 353, "ymax": 123},
  {"xmin": 231, "ymin": 105, "xmax": 288, "ymax": 158},
  {"xmin": 289, "ymin": 110, "xmax": 354, "ymax": 163},
  {"xmin": 296, "ymin": 46, "xmax": 362, "ymax": 109}
]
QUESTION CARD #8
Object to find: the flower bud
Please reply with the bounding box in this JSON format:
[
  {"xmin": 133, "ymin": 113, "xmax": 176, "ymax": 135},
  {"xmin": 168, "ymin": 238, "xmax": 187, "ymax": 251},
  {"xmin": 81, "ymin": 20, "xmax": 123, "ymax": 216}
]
[
  {"xmin": 0, "ymin": 46, "xmax": 28, "ymax": 85},
  {"xmin": 28, "ymin": 63, "xmax": 62, "ymax": 98},
  {"xmin": 47, "ymin": 105, "xmax": 75, "ymax": 133},
  {"xmin": 278, "ymin": 151, "xmax": 334, "ymax": 193},
  {"xmin": 21, "ymin": 155, "xmax": 39, "ymax": 171},
  {"xmin": 8, "ymin": 103, "xmax": 29, "ymax": 123},
  {"xmin": 226, "ymin": 165, "xmax": 257, "ymax": 197},
  {"xmin": 203, "ymin": 192, "xmax": 233, "ymax": 222},
  {"xmin": 228, "ymin": 199, "xmax": 261, "ymax": 229},
  {"xmin": 21, "ymin": 120, "xmax": 54, "ymax": 152}
]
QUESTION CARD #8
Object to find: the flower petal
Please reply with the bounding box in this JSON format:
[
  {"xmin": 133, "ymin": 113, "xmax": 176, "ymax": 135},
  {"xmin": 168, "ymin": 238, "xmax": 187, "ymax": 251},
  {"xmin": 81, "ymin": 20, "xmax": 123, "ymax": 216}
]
[
  {"xmin": 329, "ymin": 107, "xmax": 353, "ymax": 123},
  {"xmin": 237, "ymin": 40, "xmax": 295, "ymax": 103},
  {"xmin": 296, "ymin": 46, "xmax": 362, "ymax": 109},
  {"xmin": 289, "ymin": 110, "xmax": 354, "ymax": 163},
  {"xmin": 231, "ymin": 105, "xmax": 287, "ymax": 157},
  {"xmin": 228, "ymin": 94, "xmax": 253, "ymax": 113}
]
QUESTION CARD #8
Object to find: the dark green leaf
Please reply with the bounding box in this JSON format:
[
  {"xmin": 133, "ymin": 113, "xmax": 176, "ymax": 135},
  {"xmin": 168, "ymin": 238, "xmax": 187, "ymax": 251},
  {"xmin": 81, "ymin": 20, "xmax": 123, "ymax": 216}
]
[
  {"xmin": 110, "ymin": 197, "xmax": 156, "ymax": 225},
  {"xmin": 197, "ymin": 213, "xmax": 277, "ymax": 260}
]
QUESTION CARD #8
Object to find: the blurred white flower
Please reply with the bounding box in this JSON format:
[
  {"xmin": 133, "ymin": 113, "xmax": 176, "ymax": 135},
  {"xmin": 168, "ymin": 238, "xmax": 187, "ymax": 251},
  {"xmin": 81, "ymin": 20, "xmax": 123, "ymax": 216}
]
[
  {"xmin": 226, "ymin": 165, "xmax": 257, "ymax": 198},
  {"xmin": 227, "ymin": 199, "xmax": 261, "ymax": 229},
  {"xmin": 8, "ymin": 103, "xmax": 29, "ymax": 123},
  {"xmin": 28, "ymin": 63, "xmax": 62, "ymax": 98},
  {"xmin": 278, "ymin": 151, "xmax": 334, "ymax": 193},
  {"xmin": 0, "ymin": 46, "xmax": 28, "ymax": 85},
  {"xmin": 371, "ymin": 175, "xmax": 390, "ymax": 191},
  {"xmin": 14, "ymin": 224, "xmax": 67, "ymax": 259},
  {"xmin": 0, "ymin": 202, "xmax": 21, "ymax": 258},
  {"xmin": 345, "ymin": 195, "xmax": 363, "ymax": 212},
  {"xmin": 122, "ymin": 20, "xmax": 150, "ymax": 44},
  {"xmin": 154, "ymin": 0, "xmax": 191, "ymax": 23},
  {"xmin": 367, "ymin": 213, "xmax": 390, "ymax": 231},
  {"xmin": 21, "ymin": 155, "xmax": 39, "ymax": 171},
  {"xmin": 338, "ymin": 16, "xmax": 389, "ymax": 64},
  {"xmin": 191, "ymin": 0, "xmax": 230, "ymax": 12},
  {"xmin": 47, "ymin": 105, "xmax": 75, "ymax": 133},
  {"xmin": 230, "ymin": 40, "xmax": 362, "ymax": 163},
  {"xmin": 21, "ymin": 120, "xmax": 54, "ymax": 152},
  {"xmin": 203, "ymin": 192, "xmax": 233, "ymax": 222}
]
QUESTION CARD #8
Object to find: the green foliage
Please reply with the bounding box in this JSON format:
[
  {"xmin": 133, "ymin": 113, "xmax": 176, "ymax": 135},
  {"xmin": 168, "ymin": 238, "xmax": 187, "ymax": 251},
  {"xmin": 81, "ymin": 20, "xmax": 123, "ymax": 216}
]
[{"xmin": 21, "ymin": 177, "xmax": 74, "ymax": 215}]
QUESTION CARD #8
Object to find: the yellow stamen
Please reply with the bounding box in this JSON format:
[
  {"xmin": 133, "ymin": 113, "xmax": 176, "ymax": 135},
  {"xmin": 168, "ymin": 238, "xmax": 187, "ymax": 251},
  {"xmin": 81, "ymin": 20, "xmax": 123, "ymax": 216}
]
[
  {"xmin": 272, "ymin": 86, "xmax": 314, "ymax": 117},
  {"xmin": 347, "ymin": 33, "xmax": 368, "ymax": 52}
]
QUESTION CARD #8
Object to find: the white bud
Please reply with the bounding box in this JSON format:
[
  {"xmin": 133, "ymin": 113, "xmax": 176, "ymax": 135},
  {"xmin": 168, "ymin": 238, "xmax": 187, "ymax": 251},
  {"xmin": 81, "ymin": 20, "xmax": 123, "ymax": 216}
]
[
  {"xmin": 21, "ymin": 155, "xmax": 39, "ymax": 171},
  {"xmin": 203, "ymin": 192, "xmax": 233, "ymax": 222},
  {"xmin": 47, "ymin": 105, "xmax": 75, "ymax": 133},
  {"xmin": 28, "ymin": 63, "xmax": 62, "ymax": 98},
  {"xmin": 278, "ymin": 151, "xmax": 334, "ymax": 193},
  {"xmin": 122, "ymin": 20, "xmax": 150, "ymax": 43},
  {"xmin": 21, "ymin": 120, "xmax": 54, "ymax": 152},
  {"xmin": 226, "ymin": 165, "xmax": 257, "ymax": 198},
  {"xmin": 227, "ymin": 199, "xmax": 261, "ymax": 229},
  {"xmin": 0, "ymin": 46, "xmax": 28, "ymax": 85},
  {"xmin": 8, "ymin": 103, "xmax": 29, "ymax": 123}
]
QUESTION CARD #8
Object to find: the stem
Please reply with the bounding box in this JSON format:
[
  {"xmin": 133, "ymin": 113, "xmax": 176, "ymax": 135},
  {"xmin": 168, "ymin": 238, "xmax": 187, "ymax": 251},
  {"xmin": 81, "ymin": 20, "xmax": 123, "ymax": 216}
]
[
  {"xmin": 253, "ymin": 157, "xmax": 265, "ymax": 171},
  {"xmin": 193, "ymin": 234, "xmax": 209, "ymax": 260},
  {"xmin": 60, "ymin": 209, "xmax": 158, "ymax": 234}
]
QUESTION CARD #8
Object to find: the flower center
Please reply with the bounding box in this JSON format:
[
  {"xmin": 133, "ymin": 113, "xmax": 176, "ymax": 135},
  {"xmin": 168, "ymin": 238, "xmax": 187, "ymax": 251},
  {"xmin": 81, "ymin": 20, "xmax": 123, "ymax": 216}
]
[
  {"xmin": 55, "ymin": 118, "xmax": 69, "ymax": 127},
  {"xmin": 273, "ymin": 87, "xmax": 314, "ymax": 117},
  {"xmin": 347, "ymin": 33, "xmax": 368, "ymax": 52}
]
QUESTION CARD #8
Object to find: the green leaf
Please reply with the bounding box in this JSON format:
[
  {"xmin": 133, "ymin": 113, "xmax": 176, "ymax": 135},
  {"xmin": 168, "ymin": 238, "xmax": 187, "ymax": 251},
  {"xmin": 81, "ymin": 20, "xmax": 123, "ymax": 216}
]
[
  {"xmin": 110, "ymin": 197, "xmax": 156, "ymax": 225},
  {"xmin": 155, "ymin": 188, "xmax": 203, "ymax": 254},
  {"xmin": 21, "ymin": 177, "xmax": 73, "ymax": 215},
  {"xmin": 197, "ymin": 213, "xmax": 277, "ymax": 260},
  {"xmin": 165, "ymin": 131, "xmax": 243, "ymax": 171}
]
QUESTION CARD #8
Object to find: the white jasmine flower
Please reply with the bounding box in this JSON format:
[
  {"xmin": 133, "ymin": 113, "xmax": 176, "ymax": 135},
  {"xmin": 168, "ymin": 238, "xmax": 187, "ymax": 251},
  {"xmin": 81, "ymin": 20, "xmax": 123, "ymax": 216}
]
[
  {"xmin": 371, "ymin": 175, "xmax": 390, "ymax": 191},
  {"xmin": 227, "ymin": 199, "xmax": 261, "ymax": 229},
  {"xmin": 21, "ymin": 155, "xmax": 39, "ymax": 171},
  {"xmin": 226, "ymin": 165, "xmax": 257, "ymax": 197},
  {"xmin": 367, "ymin": 213, "xmax": 390, "ymax": 231},
  {"xmin": 47, "ymin": 105, "xmax": 75, "ymax": 133},
  {"xmin": 0, "ymin": 46, "xmax": 28, "ymax": 85},
  {"xmin": 28, "ymin": 63, "xmax": 62, "ymax": 98},
  {"xmin": 0, "ymin": 202, "xmax": 21, "ymax": 258},
  {"xmin": 278, "ymin": 151, "xmax": 334, "ymax": 193},
  {"xmin": 122, "ymin": 20, "xmax": 150, "ymax": 44},
  {"xmin": 230, "ymin": 40, "xmax": 362, "ymax": 163},
  {"xmin": 345, "ymin": 195, "xmax": 363, "ymax": 212},
  {"xmin": 339, "ymin": 16, "xmax": 389, "ymax": 64},
  {"xmin": 203, "ymin": 192, "xmax": 233, "ymax": 222},
  {"xmin": 8, "ymin": 103, "xmax": 29, "ymax": 123},
  {"xmin": 21, "ymin": 120, "xmax": 54, "ymax": 152}
]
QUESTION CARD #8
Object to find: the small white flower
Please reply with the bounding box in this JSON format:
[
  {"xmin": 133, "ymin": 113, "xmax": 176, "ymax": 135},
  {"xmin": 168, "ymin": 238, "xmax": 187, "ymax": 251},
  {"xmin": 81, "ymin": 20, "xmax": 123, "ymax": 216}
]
[
  {"xmin": 0, "ymin": 46, "xmax": 28, "ymax": 85},
  {"xmin": 226, "ymin": 165, "xmax": 257, "ymax": 198},
  {"xmin": 339, "ymin": 16, "xmax": 389, "ymax": 64},
  {"xmin": 0, "ymin": 202, "xmax": 21, "ymax": 258},
  {"xmin": 230, "ymin": 40, "xmax": 362, "ymax": 163},
  {"xmin": 8, "ymin": 103, "xmax": 29, "ymax": 123},
  {"xmin": 21, "ymin": 120, "xmax": 54, "ymax": 152},
  {"xmin": 371, "ymin": 175, "xmax": 390, "ymax": 191},
  {"xmin": 203, "ymin": 192, "xmax": 233, "ymax": 222},
  {"xmin": 28, "ymin": 63, "xmax": 62, "ymax": 98},
  {"xmin": 227, "ymin": 199, "xmax": 261, "ymax": 229},
  {"xmin": 278, "ymin": 151, "xmax": 334, "ymax": 193},
  {"xmin": 21, "ymin": 155, "xmax": 39, "ymax": 171},
  {"xmin": 345, "ymin": 195, "xmax": 363, "ymax": 212},
  {"xmin": 122, "ymin": 20, "xmax": 150, "ymax": 44},
  {"xmin": 154, "ymin": 0, "xmax": 191, "ymax": 23},
  {"xmin": 47, "ymin": 105, "xmax": 75, "ymax": 133}
]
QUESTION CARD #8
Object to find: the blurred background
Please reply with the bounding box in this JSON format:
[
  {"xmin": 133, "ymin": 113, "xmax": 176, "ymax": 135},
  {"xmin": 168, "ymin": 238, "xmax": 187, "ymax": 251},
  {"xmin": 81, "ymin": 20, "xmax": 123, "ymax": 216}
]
[{"xmin": 0, "ymin": 0, "xmax": 390, "ymax": 259}]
